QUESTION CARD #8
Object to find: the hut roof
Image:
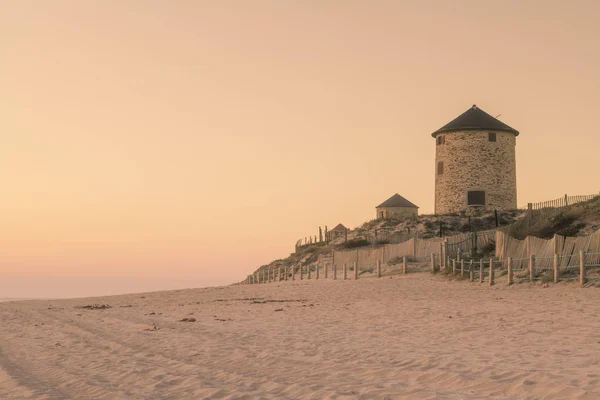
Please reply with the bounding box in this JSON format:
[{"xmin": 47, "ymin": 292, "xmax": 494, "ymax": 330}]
[
  {"xmin": 376, "ymin": 193, "xmax": 418, "ymax": 209},
  {"xmin": 431, "ymin": 105, "xmax": 519, "ymax": 137},
  {"xmin": 331, "ymin": 224, "xmax": 348, "ymax": 232}
]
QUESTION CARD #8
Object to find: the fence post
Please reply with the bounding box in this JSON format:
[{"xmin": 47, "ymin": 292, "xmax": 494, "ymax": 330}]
[
  {"xmin": 402, "ymin": 256, "xmax": 407, "ymax": 275},
  {"xmin": 553, "ymin": 254, "xmax": 559, "ymax": 283},
  {"xmin": 377, "ymin": 260, "xmax": 381, "ymax": 278},
  {"xmin": 580, "ymin": 250, "xmax": 586, "ymax": 287},
  {"xmin": 343, "ymin": 263, "xmax": 347, "ymax": 280},
  {"xmin": 444, "ymin": 240, "xmax": 449, "ymax": 270},
  {"xmin": 529, "ymin": 255, "xmax": 535, "ymax": 283},
  {"xmin": 316, "ymin": 265, "xmax": 320, "ymax": 280},
  {"xmin": 308, "ymin": 265, "xmax": 312, "ymax": 280},
  {"xmin": 469, "ymin": 260, "xmax": 473, "ymax": 282},
  {"xmin": 440, "ymin": 242, "xmax": 444, "ymax": 269},
  {"xmin": 291, "ymin": 266, "xmax": 295, "ymax": 281},
  {"xmin": 461, "ymin": 259, "xmax": 464, "ymax": 278},
  {"xmin": 333, "ymin": 265, "xmax": 337, "ymax": 280},
  {"xmin": 479, "ymin": 259, "xmax": 484, "ymax": 283},
  {"xmin": 413, "ymin": 234, "xmax": 418, "ymax": 257},
  {"xmin": 489, "ymin": 258, "xmax": 494, "ymax": 286},
  {"xmin": 507, "ymin": 257, "xmax": 513, "ymax": 285},
  {"xmin": 300, "ymin": 266, "xmax": 303, "ymax": 280},
  {"xmin": 324, "ymin": 264, "xmax": 328, "ymax": 279},
  {"xmin": 431, "ymin": 253, "xmax": 436, "ymax": 273},
  {"xmin": 452, "ymin": 259, "xmax": 456, "ymax": 275},
  {"xmin": 278, "ymin": 267, "xmax": 281, "ymax": 282},
  {"xmin": 354, "ymin": 261, "xmax": 358, "ymax": 280}
]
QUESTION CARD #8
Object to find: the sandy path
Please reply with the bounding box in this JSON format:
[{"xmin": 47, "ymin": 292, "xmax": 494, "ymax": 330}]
[{"xmin": 1, "ymin": 274, "xmax": 600, "ymax": 399}]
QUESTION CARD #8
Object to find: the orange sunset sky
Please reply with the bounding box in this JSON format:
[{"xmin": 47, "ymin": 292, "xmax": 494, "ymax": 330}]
[{"xmin": 1, "ymin": 1, "xmax": 599, "ymax": 298}]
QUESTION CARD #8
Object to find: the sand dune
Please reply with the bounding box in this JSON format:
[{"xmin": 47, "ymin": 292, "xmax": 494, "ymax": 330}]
[{"xmin": 1, "ymin": 274, "xmax": 599, "ymax": 399}]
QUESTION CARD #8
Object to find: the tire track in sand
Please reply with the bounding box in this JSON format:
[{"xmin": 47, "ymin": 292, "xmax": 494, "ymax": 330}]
[{"xmin": 0, "ymin": 343, "xmax": 71, "ymax": 400}]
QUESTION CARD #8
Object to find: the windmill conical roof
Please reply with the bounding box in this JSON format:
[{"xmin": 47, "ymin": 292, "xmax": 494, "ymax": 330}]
[{"xmin": 431, "ymin": 105, "xmax": 519, "ymax": 137}]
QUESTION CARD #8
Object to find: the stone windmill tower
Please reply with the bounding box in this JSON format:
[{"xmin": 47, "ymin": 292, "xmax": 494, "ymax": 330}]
[{"xmin": 432, "ymin": 105, "xmax": 519, "ymax": 214}]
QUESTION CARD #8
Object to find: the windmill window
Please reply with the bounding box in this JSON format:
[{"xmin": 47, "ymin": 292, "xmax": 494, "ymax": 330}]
[
  {"xmin": 488, "ymin": 132, "xmax": 497, "ymax": 142},
  {"xmin": 437, "ymin": 161, "xmax": 444, "ymax": 175},
  {"xmin": 468, "ymin": 191, "xmax": 486, "ymax": 206},
  {"xmin": 437, "ymin": 135, "xmax": 445, "ymax": 145}
]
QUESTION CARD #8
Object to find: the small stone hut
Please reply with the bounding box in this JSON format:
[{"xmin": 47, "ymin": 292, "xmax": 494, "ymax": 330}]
[
  {"xmin": 328, "ymin": 223, "xmax": 348, "ymax": 241},
  {"xmin": 376, "ymin": 194, "xmax": 419, "ymax": 220}
]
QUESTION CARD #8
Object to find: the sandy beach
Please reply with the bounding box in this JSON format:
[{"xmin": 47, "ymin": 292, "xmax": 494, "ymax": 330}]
[{"xmin": 1, "ymin": 274, "xmax": 599, "ymax": 399}]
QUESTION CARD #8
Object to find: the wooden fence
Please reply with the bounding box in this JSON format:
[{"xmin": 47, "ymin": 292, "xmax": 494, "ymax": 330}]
[
  {"xmin": 243, "ymin": 229, "xmax": 600, "ymax": 288},
  {"xmin": 525, "ymin": 193, "xmax": 599, "ymax": 220},
  {"xmin": 440, "ymin": 250, "xmax": 600, "ymax": 288},
  {"xmin": 243, "ymin": 231, "xmax": 495, "ymax": 284},
  {"xmin": 528, "ymin": 193, "xmax": 598, "ymax": 211},
  {"xmin": 246, "ymin": 194, "xmax": 600, "ymax": 286},
  {"xmin": 242, "ymin": 254, "xmax": 427, "ymax": 284},
  {"xmin": 496, "ymin": 230, "xmax": 600, "ymax": 270},
  {"xmin": 428, "ymin": 230, "xmax": 600, "ymax": 288}
]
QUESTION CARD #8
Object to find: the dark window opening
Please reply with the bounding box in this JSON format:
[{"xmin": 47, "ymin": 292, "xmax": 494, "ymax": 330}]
[
  {"xmin": 488, "ymin": 132, "xmax": 496, "ymax": 142},
  {"xmin": 437, "ymin": 161, "xmax": 444, "ymax": 175},
  {"xmin": 437, "ymin": 135, "xmax": 445, "ymax": 145},
  {"xmin": 468, "ymin": 191, "xmax": 486, "ymax": 206}
]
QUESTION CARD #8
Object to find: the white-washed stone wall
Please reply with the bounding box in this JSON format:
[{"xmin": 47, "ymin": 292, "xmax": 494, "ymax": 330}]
[{"xmin": 434, "ymin": 130, "xmax": 517, "ymax": 214}]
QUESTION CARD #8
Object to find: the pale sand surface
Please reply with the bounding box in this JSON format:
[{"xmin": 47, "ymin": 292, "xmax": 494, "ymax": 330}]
[{"xmin": 1, "ymin": 274, "xmax": 600, "ymax": 399}]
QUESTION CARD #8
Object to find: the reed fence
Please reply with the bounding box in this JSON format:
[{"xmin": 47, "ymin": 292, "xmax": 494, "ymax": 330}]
[{"xmin": 430, "ymin": 230, "xmax": 600, "ymax": 288}]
